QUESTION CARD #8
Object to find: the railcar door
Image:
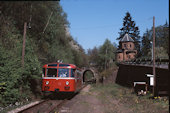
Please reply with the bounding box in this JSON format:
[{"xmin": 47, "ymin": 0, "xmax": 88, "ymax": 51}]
[{"xmin": 76, "ymin": 70, "xmax": 82, "ymax": 90}]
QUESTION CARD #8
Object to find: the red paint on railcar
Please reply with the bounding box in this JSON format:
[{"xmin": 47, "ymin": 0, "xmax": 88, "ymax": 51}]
[{"xmin": 42, "ymin": 62, "xmax": 82, "ymax": 93}]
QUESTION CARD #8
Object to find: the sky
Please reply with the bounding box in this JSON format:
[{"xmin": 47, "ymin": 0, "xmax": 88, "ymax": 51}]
[{"xmin": 60, "ymin": 0, "xmax": 169, "ymax": 52}]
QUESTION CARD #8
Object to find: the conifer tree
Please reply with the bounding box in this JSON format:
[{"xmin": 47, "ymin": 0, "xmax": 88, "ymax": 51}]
[{"xmin": 117, "ymin": 12, "xmax": 141, "ymax": 56}]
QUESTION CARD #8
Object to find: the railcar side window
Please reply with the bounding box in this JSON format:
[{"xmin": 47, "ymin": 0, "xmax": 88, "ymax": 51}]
[
  {"xmin": 58, "ymin": 68, "xmax": 69, "ymax": 77},
  {"xmin": 71, "ymin": 69, "xmax": 75, "ymax": 77},
  {"xmin": 47, "ymin": 68, "xmax": 57, "ymax": 77}
]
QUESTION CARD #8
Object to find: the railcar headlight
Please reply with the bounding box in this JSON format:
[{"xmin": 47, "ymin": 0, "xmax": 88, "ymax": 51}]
[
  {"xmin": 66, "ymin": 81, "xmax": 69, "ymax": 85},
  {"xmin": 46, "ymin": 81, "xmax": 49, "ymax": 85}
]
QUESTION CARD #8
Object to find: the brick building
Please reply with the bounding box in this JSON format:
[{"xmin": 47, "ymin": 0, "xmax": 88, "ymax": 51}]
[{"xmin": 116, "ymin": 33, "xmax": 137, "ymax": 61}]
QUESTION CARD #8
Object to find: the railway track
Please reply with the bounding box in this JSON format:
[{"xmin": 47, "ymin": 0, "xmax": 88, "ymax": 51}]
[
  {"xmin": 8, "ymin": 84, "xmax": 87, "ymax": 113},
  {"xmin": 18, "ymin": 99, "xmax": 66, "ymax": 113}
]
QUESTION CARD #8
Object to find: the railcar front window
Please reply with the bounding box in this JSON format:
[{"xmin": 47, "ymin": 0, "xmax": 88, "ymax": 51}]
[
  {"xmin": 58, "ymin": 68, "xmax": 69, "ymax": 77},
  {"xmin": 47, "ymin": 68, "xmax": 57, "ymax": 77}
]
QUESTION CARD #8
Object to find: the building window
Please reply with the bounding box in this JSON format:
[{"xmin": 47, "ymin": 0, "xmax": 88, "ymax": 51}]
[
  {"xmin": 128, "ymin": 55, "xmax": 131, "ymax": 59},
  {"xmin": 124, "ymin": 44, "xmax": 126, "ymax": 48},
  {"xmin": 130, "ymin": 44, "xmax": 131, "ymax": 48}
]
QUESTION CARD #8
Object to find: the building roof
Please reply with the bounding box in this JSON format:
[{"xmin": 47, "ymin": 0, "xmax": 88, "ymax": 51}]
[
  {"xmin": 116, "ymin": 49, "xmax": 123, "ymax": 53},
  {"xmin": 125, "ymin": 50, "xmax": 136, "ymax": 54},
  {"xmin": 120, "ymin": 33, "xmax": 134, "ymax": 42}
]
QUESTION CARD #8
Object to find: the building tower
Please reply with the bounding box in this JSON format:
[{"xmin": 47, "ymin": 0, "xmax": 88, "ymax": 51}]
[{"xmin": 116, "ymin": 33, "xmax": 137, "ymax": 61}]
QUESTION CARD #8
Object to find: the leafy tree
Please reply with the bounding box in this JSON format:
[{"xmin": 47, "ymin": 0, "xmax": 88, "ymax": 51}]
[
  {"xmin": 155, "ymin": 22, "xmax": 169, "ymax": 54},
  {"xmin": 98, "ymin": 39, "xmax": 116, "ymax": 70},
  {"xmin": 88, "ymin": 39, "xmax": 117, "ymax": 71},
  {"xmin": 87, "ymin": 46, "xmax": 99, "ymax": 65},
  {"xmin": 148, "ymin": 47, "xmax": 168, "ymax": 59},
  {"xmin": 141, "ymin": 29, "xmax": 152, "ymax": 57},
  {"xmin": 117, "ymin": 12, "xmax": 141, "ymax": 56},
  {"xmin": 141, "ymin": 21, "xmax": 169, "ymax": 58}
]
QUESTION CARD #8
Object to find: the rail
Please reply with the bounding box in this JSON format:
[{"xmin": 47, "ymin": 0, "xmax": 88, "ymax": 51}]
[{"xmin": 8, "ymin": 84, "xmax": 88, "ymax": 113}]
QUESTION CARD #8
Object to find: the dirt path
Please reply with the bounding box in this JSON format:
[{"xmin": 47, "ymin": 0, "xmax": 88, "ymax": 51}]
[
  {"xmin": 57, "ymin": 70, "xmax": 168, "ymax": 113},
  {"xmin": 58, "ymin": 84, "xmax": 132, "ymax": 113},
  {"xmin": 58, "ymin": 85, "xmax": 104, "ymax": 113}
]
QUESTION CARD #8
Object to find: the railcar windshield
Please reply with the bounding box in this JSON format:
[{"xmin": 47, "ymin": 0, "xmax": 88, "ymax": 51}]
[
  {"xmin": 47, "ymin": 68, "xmax": 57, "ymax": 77},
  {"xmin": 58, "ymin": 68, "xmax": 69, "ymax": 77}
]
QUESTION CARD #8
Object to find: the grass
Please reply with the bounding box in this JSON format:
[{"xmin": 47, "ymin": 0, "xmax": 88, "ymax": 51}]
[{"xmin": 90, "ymin": 83, "xmax": 169, "ymax": 113}]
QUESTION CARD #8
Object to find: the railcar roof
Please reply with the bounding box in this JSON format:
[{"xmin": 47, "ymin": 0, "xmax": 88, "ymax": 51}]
[{"xmin": 43, "ymin": 62, "xmax": 77, "ymax": 69}]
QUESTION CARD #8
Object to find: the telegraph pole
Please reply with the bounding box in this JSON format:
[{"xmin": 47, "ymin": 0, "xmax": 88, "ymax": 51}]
[
  {"xmin": 22, "ymin": 22, "xmax": 27, "ymax": 67},
  {"xmin": 169, "ymin": 19, "xmax": 170, "ymax": 111},
  {"xmin": 105, "ymin": 47, "xmax": 108, "ymax": 70},
  {"xmin": 152, "ymin": 16, "xmax": 156, "ymax": 96}
]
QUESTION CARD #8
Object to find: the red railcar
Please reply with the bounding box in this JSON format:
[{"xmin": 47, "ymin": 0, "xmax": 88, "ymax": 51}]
[{"xmin": 42, "ymin": 62, "xmax": 83, "ymax": 93}]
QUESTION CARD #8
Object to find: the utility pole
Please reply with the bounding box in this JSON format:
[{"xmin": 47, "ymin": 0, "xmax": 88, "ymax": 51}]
[
  {"xmin": 169, "ymin": 19, "xmax": 170, "ymax": 111},
  {"xmin": 150, "ymin": 41, "xmax": 153, "ymax": 60},
  {"xmin": 152, "ymin": 16, "xmax": 156, "ymax": 96},
  {"xmin": 105, "ymin": 47, "xmax": 107, "ymax": 70},
  {"xmin": 22, "ymin": 22, "xmax": 27, "ymax": 67}
]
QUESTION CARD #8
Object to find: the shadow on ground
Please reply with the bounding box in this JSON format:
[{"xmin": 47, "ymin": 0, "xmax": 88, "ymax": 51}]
[{"xmin": 42, "ymin": 92, "xmax": 79, "ymax": 100}]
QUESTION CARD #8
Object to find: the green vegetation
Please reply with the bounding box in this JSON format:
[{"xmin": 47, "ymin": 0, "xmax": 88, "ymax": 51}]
[
  {"xmin": 100, "ymin": 66, "xmax": 116, "ymax": 78},
  {"xmin": 88, "ymin": 39, "xmax": 117, "ymax": 72},
  {"xmin": 141, "ymin": 29, "xmax": 151, "ymax": 57},
  {"xmin": 87, "ymin": 39, "xmax": 117, "ymax": 80},
  {"xmin": 0, "ymin": 1, "xmax": 87, "ymax": 106},
  {"xmin": 84, "ymin": 71, "xmax": 94, "ymax": 81},
  {"xmin": 141, "ymin": 22, "xmax": 169, "ymax": 59},
  {"xmin": 91, "ymin": 83, "xmax": 169, "ymax": 113}
]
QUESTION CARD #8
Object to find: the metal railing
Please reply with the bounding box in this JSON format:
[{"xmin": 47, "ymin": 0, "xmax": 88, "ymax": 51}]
[{"xmin": 117, "ymin": 58, "xmax": 169, "ymax": 69}]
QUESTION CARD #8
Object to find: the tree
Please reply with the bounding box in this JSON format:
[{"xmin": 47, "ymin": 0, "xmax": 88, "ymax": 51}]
[
  {"xmin": 87, "ymin": 39, "xmax": 117, "ymax": 72},
  {"xmin": 117, "ymin": 12, "xmax": 141, "ymax": 56},
  {"xmin": 98, "ymin": 39, "xmax": 116, "ymax": 70},
  {"xmin": 158, "ymin": 21, "xmax": 169, "ymax": 54},
  {"xmin": 87, "ymin": 46, "xmax": 99, "ymax": 66},
  {"xmin": 141, "ymin": 29, "xmax": 152, "ymax": 57},
  {"xmin": 141, "ymin": 21, "xmax": 169, "ymax": 59},
  {"xmin": 148, "ymin": 47, "xmax": 168, "ymax": 59}
]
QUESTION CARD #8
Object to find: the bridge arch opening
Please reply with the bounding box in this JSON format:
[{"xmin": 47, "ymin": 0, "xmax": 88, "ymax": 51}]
[{"xmin": 83, "ymin": 69, "xmax": 96, "ymax": 83}]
